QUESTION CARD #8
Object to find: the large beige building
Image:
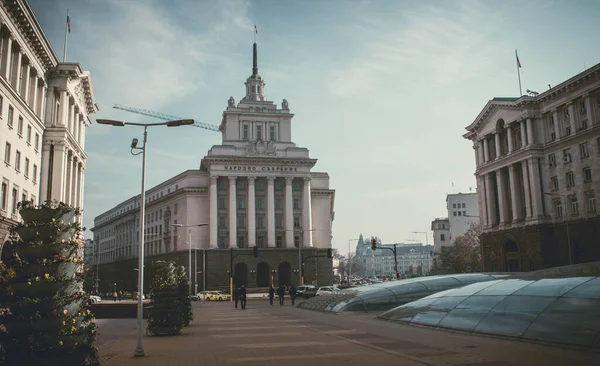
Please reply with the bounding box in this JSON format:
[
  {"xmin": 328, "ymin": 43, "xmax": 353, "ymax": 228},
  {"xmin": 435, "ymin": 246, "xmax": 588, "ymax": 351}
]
[
  {"xmin": 464, "ymin": 63, "xmax": 600, "ymax": 271},
  {"xmin": 0, "ymin": 0, "xmax": 97, "ymax": 257},
  {"xmin": 91, "ymin": 42, "xmax": 335, "ymax": 291}
]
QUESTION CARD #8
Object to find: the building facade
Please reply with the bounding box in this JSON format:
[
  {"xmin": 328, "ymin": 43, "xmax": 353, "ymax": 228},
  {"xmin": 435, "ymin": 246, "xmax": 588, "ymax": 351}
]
[
  {"xmin": 91, "ymin": 42, "xmax": 335, "ymax": 291},
  {"xmin": 464, "ymin": 63, "xmax": 600, "ymax": 272},
  {"xmin": 447, "ymin": 192, "xmax": 479, "ymax": 243},
  {"xmin": 0, "ymin": 0, "xmax": 97, "ymax": 259},
  {"xmin": 431, "ymin": 217, "xmax": 449, "ymax": 254}
]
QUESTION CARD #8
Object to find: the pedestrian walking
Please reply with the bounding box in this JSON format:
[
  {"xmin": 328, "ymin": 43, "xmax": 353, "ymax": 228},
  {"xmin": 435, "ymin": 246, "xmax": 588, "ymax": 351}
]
[
  {"xmin": 277, "ymin": 284, "xmax": 285, "ymax": 306},
  {"xmin": 234, "ymin": 286, "xmax": 239, "ymax": 309},
  {"xmin": 240, "ymin": 285, "xmax": 247, "ymax": 310},
  {"xmin": 289, "ymin": 285, "xmax": 297, "ymax": 306},
  {"xmin": 268, "ymin": 285, "xmax": 275, "ymax": 306},
  {"xmin": 113, "ymin": 291, "xmax": 117, "ymax": 302}
]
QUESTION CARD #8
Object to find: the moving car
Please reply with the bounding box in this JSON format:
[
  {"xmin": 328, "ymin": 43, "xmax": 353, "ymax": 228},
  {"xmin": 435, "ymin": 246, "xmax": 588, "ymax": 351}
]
[
  {"xmin": 205, "ymin": 291, "xmax": 230, "ymax": 301},
  {"xmin": 296, "ymin": 285, "xmax": 317, "ymax": 298}
]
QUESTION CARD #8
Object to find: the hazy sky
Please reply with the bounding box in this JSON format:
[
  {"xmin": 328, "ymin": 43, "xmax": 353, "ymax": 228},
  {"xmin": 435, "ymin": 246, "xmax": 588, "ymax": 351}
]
[{"xmin": 29, "ymin": 0, "xmax": 600, "ymax": 253}]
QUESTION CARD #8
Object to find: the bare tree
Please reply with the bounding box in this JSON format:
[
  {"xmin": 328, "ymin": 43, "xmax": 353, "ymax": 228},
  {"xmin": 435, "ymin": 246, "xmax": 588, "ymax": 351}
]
[{"xmin": 439, "ymin": 222, "xmax": 482, "ymax": 273}]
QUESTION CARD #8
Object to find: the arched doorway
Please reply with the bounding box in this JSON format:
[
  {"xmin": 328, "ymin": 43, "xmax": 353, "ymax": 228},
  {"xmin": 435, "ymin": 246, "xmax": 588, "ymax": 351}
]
[
  {"xmin": 278, "ymin": 262, "xmax": 291, "ymax": 286},
  {"xmin": 256, "ymin": 262, "xmax": 270, "ymax": 287},
  {"xmin": 504, "ymin": 239, "xmax": 520, "ymax": 272},
  {"xmin": 234, "ymin": 262, "xmax": 248, "ymax": 287}
]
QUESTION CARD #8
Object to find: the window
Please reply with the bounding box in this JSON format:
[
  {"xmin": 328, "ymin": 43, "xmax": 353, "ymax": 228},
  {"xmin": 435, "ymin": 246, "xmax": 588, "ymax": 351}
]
[
  {"xmin": 237, "ymin": 198, "xmax": 245, "ymax": 209},
  {"xmin": 294, "ymin": 236, "xmax": 300, "ymax": 248},
  {"xmin": 32, "ymin": 164, "xmax": 38, "ymax": 183},
  {"xmin": 551, "ymin": 176, "xmax": 559, "ymax": 190},
  {"xmin": 34, "ymin": 133, "xmax": 39, "ymax": 151},
  {"xmin": 237, "ymin": 216, "xmax": 245, "ymax": 228},
  {"xmin": 463, "ymin": 211, "xmax": 467, "ymax": 216},
  {"xmin": 218, "ymin": 197, "xmax": 226, "ymax": 209},
  {"xmin": 548, "ymin": 153, "xmax": 556, "ymax": 167},
  {"xmin": 1, "ymin": 182, "xmax": 7, "ymax": 211},
  {"xmin": 453, "ymin": 212, "xmax": 457, "ymax": 216},
  {"xmin": 569, "ymin": 195, "xmax": 579, "ymax": 216},
  {"xmin": 597, "ymin": 137, "xmax": 600, "ymax": 154},
  {"xmin": 243, "ymin": 125, "xmax": 249, "ymax": 140},
  {"xmin": 275, "ymin": 181, "xmax": 282, "ymax": 190},
  {"xmin": 458, "ymin": 211, "xmax": 462, "ymax": 216},
  {"xmin": 275, "ymin": 214, "xmax": 283, "ymax": 228},
  {"xmin": 256, "ymin": 198, "xmax": 264, "ymax": 209},
  {"xmin": 256, "ymin": 125, "xmax": 262, "ymax": 140},
  {"xmin": 257, "ymin": 215, "xmax": 264, "ymax": 228},
  {"xmin": 563, "ymin": 149, "xmax": 572, "ymax": 163},
  {"xmin": 293, "ymin": 198, "xmax": 300, "ymax": 210},
  {"xmin": 256, "ymin": 181, "xmax": 264, "ymax": 190},
  {"xmin": 218, "ymin": 216, "xmax": 226, "ymax": 229},
  {"xmin": 462, "ymin": 203, "xmax": 466, "ymax": 208},
  {"xmin": 30, "ymin": 195, "xmax": 35, "ymax": 205},
  {"xmin": 586, "ymin": 190, "xmax": 596, "ymax": 213},
  {"xmin": 4, "ymin": 142, "xmax": 11, "ymax": 164},
  {"xmin": 293, "ymin": 182, "xmax": 301, "ymax": 191},
  {"xmin": 26, "ymin": 125, "xmax": 31, "ymax": 144},
  {"xmin": 269, "ymin": 125, "xmax": 275, "ymax": 141},
  {"xmin": 257, "ymin": 236, "xmax": 265, "ymax": 248},
  {"xmin": 452, "ymin": 204, "xmax": 456, "ymax": 208},
  {"xmin": 293, "ymin": 216, "xmax": 301, "ymax": 228},
  {"xmin": 21, "ymin": 192, "xmax": 27, "ymax": 202},
  {"xmin": 583, "ymin": 168, "xmax": 592, "ymax": 182},
  {"xmin": 554, "ymin": 199, "xmax": 563, "ymax": 218},
  {"xmin": 11, "ymin": 187, "xmax": 17, "ymax": 214},
  {"xmin": 440, "ymin": 234, "xmax": 445, "ymax": 241},
  {"xmin": 579, "ymin": 99, "xmax": 587, "ymax": 114},
  {"xmin": 174, "ymin": 203, "xmax": 178, "ymax": 214},
  {"xmin": 275, "ymin": 198, "xmax": 283, "ymax": 209},
  {"xmin": 0, "ymin": 96, "xmax": 3, "ymax": 117},
  {"xmin": 17, "ymin": 116, "xmax": 23, "ymax": 136},
  {"xmin": 15, "ymin": 151, "xmax": 21, "ymax": 171},
  {"xmin": 24, "ymin": 158, "xmax": 29, "ymax": 177},
  {"xmin": 566, "ymin": 172, "xmax": 575, "ymax": 187},
  {"xmin": 218, "ymin": 180, "xmax": 226, "ymax": 189},
  {"xmin": 581, "ymin": 143, "xmax": 589, "ymax": 158},
  {"xmin": 7, "ymin": 106, "xmax": 13, "ymax": 128},
  {"xmin": 238, "ymin": 236, "xmax": 245, "ymax": 248},
  {"xmin": 237, "ymin": 180, "xmax": 245, "ymax": 190},
  {"xmin": 276, "ymin": 236, "xmax": 283, "ymax": 248}
]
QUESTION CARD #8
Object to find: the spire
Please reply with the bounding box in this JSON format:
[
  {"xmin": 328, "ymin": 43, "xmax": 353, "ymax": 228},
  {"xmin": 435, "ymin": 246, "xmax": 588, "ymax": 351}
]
[{"xmin": 252, "ymin": 42, "xmax": 258, "ymax": 76}]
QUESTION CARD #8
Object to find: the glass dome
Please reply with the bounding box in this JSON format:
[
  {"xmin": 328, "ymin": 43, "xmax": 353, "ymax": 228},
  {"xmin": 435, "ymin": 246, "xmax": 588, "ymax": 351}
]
[
  {"xmin": 378, "ymin": 277, "xmax": 600, "ymax": 348},
  {"xmin": 298, "ymin": 273, "xmax": 508, "ymax": 313}
]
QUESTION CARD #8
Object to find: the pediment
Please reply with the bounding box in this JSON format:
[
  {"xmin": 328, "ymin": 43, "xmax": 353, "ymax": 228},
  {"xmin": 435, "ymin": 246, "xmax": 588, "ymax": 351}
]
[{"xmin": 464, "ymin": 99, "xmax": 524, "ymax": 140}]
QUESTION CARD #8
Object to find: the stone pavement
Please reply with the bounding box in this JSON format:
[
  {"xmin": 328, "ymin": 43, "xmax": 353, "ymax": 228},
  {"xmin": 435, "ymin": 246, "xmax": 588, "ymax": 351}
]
[{"xmin": 98, "ymin": 301, "xmax": 599, "ymax": 366}]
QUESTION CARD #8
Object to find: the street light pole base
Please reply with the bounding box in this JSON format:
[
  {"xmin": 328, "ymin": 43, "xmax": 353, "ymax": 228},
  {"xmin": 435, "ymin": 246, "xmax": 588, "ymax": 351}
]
[{"xmin": 134, "ymin": 347, "xmax": 145, "ymax": 357}]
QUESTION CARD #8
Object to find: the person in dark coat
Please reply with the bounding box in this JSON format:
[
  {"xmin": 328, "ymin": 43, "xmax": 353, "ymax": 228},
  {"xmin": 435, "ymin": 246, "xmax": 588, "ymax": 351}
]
[
  {"xmin": 289, "ymin": 285, "xmax": 297, "ymax": 306},
  {"xmin": 234, "ymin": 286, "xmax": 239, "ymax": 309},
  {"xmin": 240, "ymin": 285, "xmax": 247, "ymax": 310},
  {"xmin": 277, "ymin": 285, "xmax": 285, "ymax": 306},
  {"xmin": 268, "ymin": 286, "xmax": 275, "ymax": 305}
]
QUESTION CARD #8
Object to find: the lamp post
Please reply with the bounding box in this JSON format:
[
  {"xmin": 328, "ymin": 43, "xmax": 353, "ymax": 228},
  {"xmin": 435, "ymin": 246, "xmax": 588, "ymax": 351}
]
[
  {"xmin": 347, "ymin": 238, "xmax": 359, "ymax": 285},
  {"xmin": 96, "ymin": 117, "xmax": 193, "ymax": 358},
  {"xmin": 172, "ymin": 223, "xmax": 208, "ymax": 297},
  {"xmin": 545, "ymin": 192, "xmax": 572, "ymax": 265},
  {"xmin": 285, "ymin": 229, "xmax": 315, "ymax": 286}
]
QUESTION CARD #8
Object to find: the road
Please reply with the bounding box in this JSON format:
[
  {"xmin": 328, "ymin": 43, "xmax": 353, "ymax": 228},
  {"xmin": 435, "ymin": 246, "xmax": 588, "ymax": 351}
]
[{"xmin": 97, "ymin": 300, "xmax": 598, "ymax": 366}]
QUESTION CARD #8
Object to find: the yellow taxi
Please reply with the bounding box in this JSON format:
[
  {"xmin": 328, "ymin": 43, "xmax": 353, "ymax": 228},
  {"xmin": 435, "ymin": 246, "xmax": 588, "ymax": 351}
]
[{"xmin": 205, "ymin": 291, "xmax": 230, "ymax": 301}]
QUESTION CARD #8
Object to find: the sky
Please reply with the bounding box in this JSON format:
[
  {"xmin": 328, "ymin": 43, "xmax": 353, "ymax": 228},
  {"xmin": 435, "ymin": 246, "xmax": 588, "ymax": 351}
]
[{"xmin": 29, "ymin": 0, "xmax": 600, "ymax": 253}]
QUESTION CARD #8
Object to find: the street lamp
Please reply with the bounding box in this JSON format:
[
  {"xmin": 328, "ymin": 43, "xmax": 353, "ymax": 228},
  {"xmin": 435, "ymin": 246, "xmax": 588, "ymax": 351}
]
[
  {"xmin": 545, "ymin": 192, "xmax": 572, "ymax": 265},
  {"xmin": 348, "ymin": 238, "xmax": 360, "ymax": 285},
  {"xmin": 172, "ymin": 223, "xmax": 208, "ymax": 297},
  {"xmin": 96, "ymin": 117, "xmax": 193, "ymax": 358}
]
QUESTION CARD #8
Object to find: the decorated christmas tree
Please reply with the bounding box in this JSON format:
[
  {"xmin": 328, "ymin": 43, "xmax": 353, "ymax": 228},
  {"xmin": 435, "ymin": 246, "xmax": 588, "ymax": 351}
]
[
  {"xmin": 0, "ymin": 200, "xmax": 99, "ymax": 365},
  {"xmin": 174, "ymin": 265, "xmax": 193, "ymax": 326},
  {"xmin": 147, "ymin": 261, "xmax": 182, "ymax": 336}
]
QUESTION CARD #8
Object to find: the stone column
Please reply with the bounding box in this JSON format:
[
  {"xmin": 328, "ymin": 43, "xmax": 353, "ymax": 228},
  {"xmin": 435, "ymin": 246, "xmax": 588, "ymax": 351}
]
[
  {"xmin": 507, "ymin": 125, "xmax": 514, "ymax": 153},
  {"xmin": 473, "ymin": 145, "xmax": 480, "ymax": 167},
  {"xmin": 526, "ymin": 118, "xmax": 534, "ymax": 145},
  {"xmin": 57, "ymin": 90, "xmax": 68, "ymax": 126},
  {"xmin": 496, "ymin": 169, "xmax": 508, "ymax": 225},
  {"xmin": 477, "ymin": 175, "xmax": 488, "ymax": 227},
  {"xmin": 267, "ymin": 177, "xmax": 275, "ymax": 247},
  {"xmin": 40, "ymin": 84, "xmax": 47, "ymax": 119},
  {"xmin": 64, "ymin": 151, "xmax": 72, "ymax": 205},
  {"xmin": 247, "ymin": 177, "xmax": 256, "ymax": 247},
  {"xmin": 302, "ymin": 177, "xmax": 313, "ymax": 248},
  {"xmin": 584, "ymin": 94, "xmax": 594, "ymax": 127},
  {"xmin": 494, "ymin": 133, "xmax": 501, "ymax": 159},
  {"xmin": 1, "ymin": 35, "xmax": 13, "ymax": 79},
  {"xmin": 521, "ymin": 160, "xmax": 532, "ymax": 220},
  {"xmin": 209, "ymin": 176, "xmax": 218, "ymax": 248},
  {"xmin": 567, "ymin": 103, "xmax": 576, "ymax": 135},
  {"xmin": 13, "ymin": 51, "xmax": 22, "ymax": 89},
  {"xmin": 71, "ymin": 157, "xmax": 78, "ymax": 206},
  {"xmin": 478, "ymin": 140, "xmax": 485, "ymax": 164},
  {"xmin": 228, "ymin": 176, "xmax": 237, "ymax": 248},
  {"xmin": 31, "ymin": 76, "xmax": 38, "ymax": 116},
  {"xmin": 69, "ymin": 102, "xmax": 75, "ymax": 134},
  {"xmin": 22, "ymin": 63, "xmax": 30, "ymax": 101},
  {"xmin": 485, "ymin": 174, "xmax": 496, "ymax": 226},
  {"xmin": 39, "ymin": 142, "xmax": 51, "ymax": 202},
  {"xmin": 285, "ymin": 177, "xmax": 294, "ymax": 248},
  {"xmin": 74, "ymin": 112, "xmax": 80, "ymax": 144},
  {"xmin": 552, "ymin": 110, "xmax": 561, "ymax": 140},
  {"xmin": 528, "ymin": 158, "xmax": 544, "ymax": 220},
  {"xmin": 78, "ymin": 166, "xmax": 85, "ymax": 224},
  {"xmin": 50, "ymin": 144, "xmax": 67, "ymax": 202},
  {"xmin": 483, "ymin": 138, "xmax": 490, "ymax": 162},
  {"xmin": 509, "ymin": 164, "xmax": 522, "ymax": 223},
  {"xmin": 520, "ymin": 120, "xmax": 527, "ymax": 146}
]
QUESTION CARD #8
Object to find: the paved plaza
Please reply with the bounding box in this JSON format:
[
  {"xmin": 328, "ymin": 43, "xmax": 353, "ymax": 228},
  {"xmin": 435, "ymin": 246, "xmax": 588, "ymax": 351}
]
[{"xmin": 96, "ymin": 301, "xmax": 598, "ymax": 366}]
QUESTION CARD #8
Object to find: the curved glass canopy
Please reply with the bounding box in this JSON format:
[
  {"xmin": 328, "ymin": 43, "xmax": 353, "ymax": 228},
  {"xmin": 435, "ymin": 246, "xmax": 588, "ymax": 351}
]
[
  {"xmin": 298, "ymin": 274, "xmax": 508, "ymax": 313},
  {"xmin": 378, "ymin": 277, "xmax": 600, "ymax": 348}
]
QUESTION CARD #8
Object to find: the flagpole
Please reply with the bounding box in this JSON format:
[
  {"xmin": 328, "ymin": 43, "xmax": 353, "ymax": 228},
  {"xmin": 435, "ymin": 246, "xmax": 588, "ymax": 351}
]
[
  {"xmin": 63, "ymin": 9, "xmax": 69, "ymax": 62},
  {"xmin": 516, "ymin": 49, "xmax": 522, "ymax": 96}
]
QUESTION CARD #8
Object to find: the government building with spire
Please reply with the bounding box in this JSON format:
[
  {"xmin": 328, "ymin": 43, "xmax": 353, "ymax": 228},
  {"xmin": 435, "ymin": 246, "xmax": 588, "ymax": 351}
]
[{"xmin": 90, "ymin": 42, "xmax": 335, "ymax": 293}]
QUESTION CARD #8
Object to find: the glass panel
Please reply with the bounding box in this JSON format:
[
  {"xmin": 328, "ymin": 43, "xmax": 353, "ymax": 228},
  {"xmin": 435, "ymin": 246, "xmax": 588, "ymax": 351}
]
[
  {"xmin": 410, "ymin": 296, "xmax": 468, "ymax": 326},
  {"xmin": 421, "ymin": 277, "xmax": 462, "ymax": 291},
  {"xmin": 379, "ymin": 297, "xmax": 439, "ymax": 321},
  {"xmin": 393, "ymin": 291, "xmax": 436, "ymax": 307},
  {"xmin": 355, "ymin": 288, "xmax": 395, "ymax": 300},
  {"xmin": 452, "ymin": 273, "xmax": 495, "ymax": 285},
  {"xmin": 336, "ymin": 298, "xmax": 365, "ymax": 312},
  {"xmin": 446, "ymin": 280, "xmax": 503, "ymax": 296},
  {"xmin": 563, "ymin": 277, "xmax": 600, "ymax": 299},
  {"xmin": 524, "ymin": 297, "xmax": 600, "ymax": 346},
  {"xmin": 477, "ymin": 279, "xmax": 534, "ymax": 296},
  {"xmin": 438, "ymin": 295, "xmax": 506, "ymax": 331},
  {"xmin": 513, "ymin": 277, "xmax": 592, "ymax": 297},
  {"xmin": 387, "ymin": 281, "xmax": 429, "ymax": 295},
  {"xmin": 475, "ymin": 296, "xmax": 557, "ymax": 336}
]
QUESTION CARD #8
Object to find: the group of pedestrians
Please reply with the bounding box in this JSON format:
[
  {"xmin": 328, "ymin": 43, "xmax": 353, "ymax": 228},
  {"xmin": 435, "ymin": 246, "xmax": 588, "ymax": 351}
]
[
  {"xmin": 268, "ymin": 284, "xmax": 297, "ymax": 306},
  {"xmin": 233, "ymin": 285, "xmax": 247, "ymax": 309}
]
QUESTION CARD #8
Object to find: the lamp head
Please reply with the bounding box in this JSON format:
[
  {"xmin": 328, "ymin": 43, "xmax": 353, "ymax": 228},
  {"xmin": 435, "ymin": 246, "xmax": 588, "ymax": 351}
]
[{"xmin": 131, "ymin": 138, "xmax": 138, "ymax": 149}]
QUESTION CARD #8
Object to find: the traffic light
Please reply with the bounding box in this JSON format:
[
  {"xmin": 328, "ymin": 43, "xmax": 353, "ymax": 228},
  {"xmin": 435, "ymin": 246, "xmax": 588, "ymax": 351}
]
[
  {"xmin": 371, "ymin": 237, "xmax": 377, "ymax": 251},
  {"xmin": 327, "ymin": 248, "xmax": 332, "ymax": 258},
  {"xmin": 253, "ymin": 246, "xmax": 259, "ymax": 258}
]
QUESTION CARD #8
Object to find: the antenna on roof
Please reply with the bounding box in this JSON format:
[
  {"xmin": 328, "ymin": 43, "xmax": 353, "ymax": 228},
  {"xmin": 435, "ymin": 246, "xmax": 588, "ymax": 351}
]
[{"xmin": 548, "ymin": 84, "xmax": 552, "ymax": 89}]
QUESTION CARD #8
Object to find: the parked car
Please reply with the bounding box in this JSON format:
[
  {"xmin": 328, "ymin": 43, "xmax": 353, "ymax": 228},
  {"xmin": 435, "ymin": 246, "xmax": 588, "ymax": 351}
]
[
  {"xmin": 205, "ymin": 291, "xmax": 230, "ymax": 301},
  {"xmin": 296, "ymin": 285, "xmax": 317, "ymax": 298},
  {"xmin": 316, "ymin": 286, "xmax": 341, "ymax": 296},
  {"xmin": 89, "ymin": 295, "xmax": 102, "ymax": 304}
]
